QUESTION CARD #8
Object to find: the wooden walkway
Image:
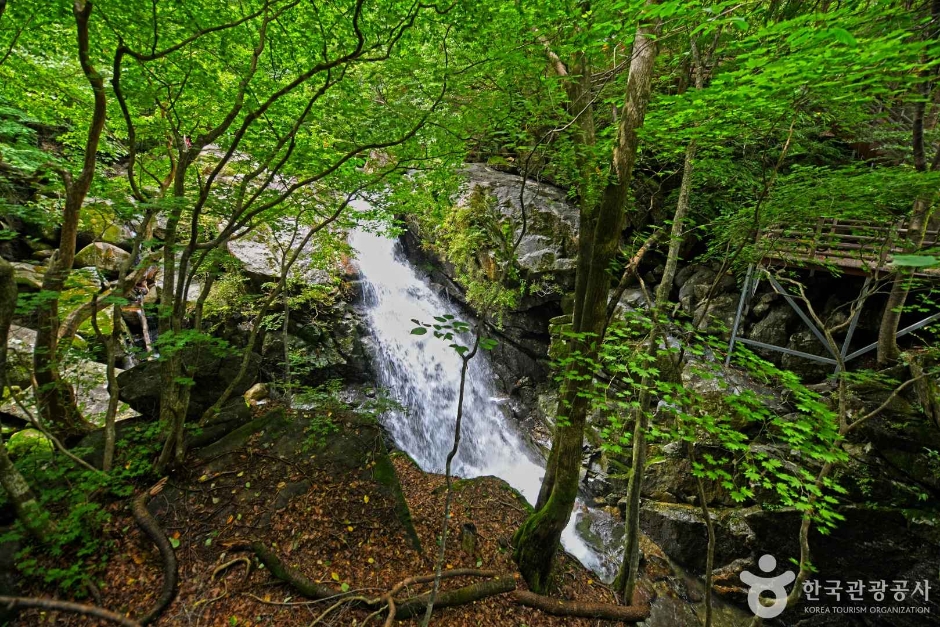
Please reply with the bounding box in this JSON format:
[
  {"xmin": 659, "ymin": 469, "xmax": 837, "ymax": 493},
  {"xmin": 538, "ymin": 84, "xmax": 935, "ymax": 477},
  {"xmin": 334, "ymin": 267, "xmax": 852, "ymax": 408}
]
[
  {"xmin": 757, "ymin": 217, "xmax": 940, "ymax": 276},
  {"xmin": 725, "ymin": 217, "xmax": 940, "ymax": 371}
]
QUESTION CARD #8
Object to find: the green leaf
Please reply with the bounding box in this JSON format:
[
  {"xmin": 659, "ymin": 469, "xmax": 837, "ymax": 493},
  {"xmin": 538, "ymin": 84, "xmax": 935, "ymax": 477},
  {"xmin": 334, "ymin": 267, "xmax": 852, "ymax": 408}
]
[
  {"xmin": 891, "ymin": 255, "xmax": 937, "ymax": 268},
  {"xmin": 411, "ymin": 327, "xmax": 428, "ymax": 335}
]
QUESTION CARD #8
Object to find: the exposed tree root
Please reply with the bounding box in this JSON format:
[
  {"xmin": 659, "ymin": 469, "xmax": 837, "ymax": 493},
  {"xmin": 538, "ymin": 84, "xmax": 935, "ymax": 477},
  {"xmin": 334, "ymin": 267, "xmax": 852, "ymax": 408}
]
[
  {"xmin": 394, "ymin": 577, "xmax": 517, "ymax": 619},
  {"xmin": 0, "ymin": 595, "xmax": 141, "ymax": 626},
  {"xmin": 513, "ymin": 590, "xmax": 650, "ymax": 622},
  {"xmin": 251, "ymin": 541, "xmax": 341, "ymax": 600},
  {"xmin": 131, "ymin": 477, "xmax": 178, "ymax": 625},
  {"xmin": 252, "ymin": 542, "xmax": 649, "ymax": 623}
]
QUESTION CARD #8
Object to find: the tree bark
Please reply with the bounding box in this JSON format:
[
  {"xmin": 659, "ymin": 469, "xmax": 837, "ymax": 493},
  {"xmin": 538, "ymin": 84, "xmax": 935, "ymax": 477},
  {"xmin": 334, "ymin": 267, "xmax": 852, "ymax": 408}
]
[
  {"xmin": 537, "ymin": 48, "xmax": 598, "ymax": 511},
  {"xmin": 878, "ymin": 1, "xmax": 940, "ymax": 364},
  {"xmin": 513, "ymin": 590, "xmax": 649, "ymax": 622},
  {"xmin": 877, "ymin": 197, "xmax": 932, "ymax": 364},
  {"xmin": 515, "ymin": 9, "xmax": 661, "ymax": 593},
  {"xmin": 0, "ymin": 259, "xmax": 52, "ymax": 540},
  {"xmin": 614, "ymin": 377, "xmax": 652, "ymax": 602},
  {"xmin": 0, "ymin": 596, "xmax": 141, "ymax": 627},
  {"xmin": 32, "ymin": 0, "xmax": 107, "ymax": 438}
]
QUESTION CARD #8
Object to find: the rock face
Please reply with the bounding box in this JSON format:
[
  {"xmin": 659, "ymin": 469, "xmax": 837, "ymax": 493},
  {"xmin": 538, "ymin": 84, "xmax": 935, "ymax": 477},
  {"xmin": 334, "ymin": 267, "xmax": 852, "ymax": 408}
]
[
  {"xmin": 458, "ymin": 163, "xmax": 580, "ymax": 279},
  {"xmin": 226, "ymin": 226, "xmax": 334, "ymax": 289},
  {"xmin": 400, "ymin": 164, "xmax": 583, "ymax": 421},
  {"xmin": 261, "ymin": 302, "xmax": 371, "ymax": 386},
  {"xmin": 117, "ymin": 348, "xmax": 261, "ymax": 419},
  {"xmin": 74, "ymin": 242, "xmax": 131, "ymax": 277},
  {"xmin": 637, "ymin": 501, "xmax": 940, "ymax": 623},
  {"xmin": 745, "ymin": 305, "xmax": 795, "ymax": 365}
]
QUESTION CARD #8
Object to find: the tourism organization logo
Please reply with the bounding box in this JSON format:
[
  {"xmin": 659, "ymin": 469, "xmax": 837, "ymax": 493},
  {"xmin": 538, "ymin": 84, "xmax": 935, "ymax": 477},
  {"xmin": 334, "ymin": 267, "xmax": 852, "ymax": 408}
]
[
  {"xmin": 740, "ymin": 554, "xmax": 795, "ymax": 618},
  {"xmin": 739, "ymin": 553, "xmax": 933, "ymax": 619}
]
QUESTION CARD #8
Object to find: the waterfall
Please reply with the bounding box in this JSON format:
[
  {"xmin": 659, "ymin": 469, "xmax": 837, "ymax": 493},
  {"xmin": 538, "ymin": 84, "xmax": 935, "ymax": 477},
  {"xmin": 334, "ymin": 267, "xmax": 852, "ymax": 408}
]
[{"xmin": 349, "ymin": 216, "xmax": 617, "ymax": 580}]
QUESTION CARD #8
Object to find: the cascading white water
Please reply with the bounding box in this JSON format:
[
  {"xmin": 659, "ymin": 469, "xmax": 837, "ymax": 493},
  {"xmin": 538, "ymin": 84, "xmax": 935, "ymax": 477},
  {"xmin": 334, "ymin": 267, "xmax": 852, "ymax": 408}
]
[{"xmin": 349, "ymin": 214, "xmax": 613, "ymax": 578}]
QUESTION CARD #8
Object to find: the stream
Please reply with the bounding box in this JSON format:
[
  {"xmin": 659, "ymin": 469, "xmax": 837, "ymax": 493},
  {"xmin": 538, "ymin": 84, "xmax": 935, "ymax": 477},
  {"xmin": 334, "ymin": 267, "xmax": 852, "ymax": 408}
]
[{"xmin": 348, "ymin": 217, "xmax": 620, "ymax": 580}]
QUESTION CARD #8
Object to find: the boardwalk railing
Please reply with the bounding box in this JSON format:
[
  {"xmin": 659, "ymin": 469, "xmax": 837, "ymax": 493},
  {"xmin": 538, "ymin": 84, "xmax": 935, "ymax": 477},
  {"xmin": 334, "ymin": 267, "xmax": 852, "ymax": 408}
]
[{"xmin": 757, "ymin": 217, "xmax": 940, "ymax": 276}]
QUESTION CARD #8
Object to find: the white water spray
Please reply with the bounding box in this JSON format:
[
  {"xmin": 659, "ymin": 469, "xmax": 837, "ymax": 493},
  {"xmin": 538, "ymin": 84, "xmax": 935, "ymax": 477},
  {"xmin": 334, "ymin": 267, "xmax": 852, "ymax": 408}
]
[{"xmin": 349, "ymin": 214, "xmax": 611, "ymax": 578}]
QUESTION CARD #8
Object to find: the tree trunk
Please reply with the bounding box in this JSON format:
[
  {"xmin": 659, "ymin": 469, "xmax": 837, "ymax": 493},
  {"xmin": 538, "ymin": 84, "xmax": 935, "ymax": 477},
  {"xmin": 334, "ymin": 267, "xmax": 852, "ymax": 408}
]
[
  {"xmin": 656, "ymin": 142, "xmax": 695, "ymax": 304},
  {"xmin": 0, "ymin": 258, "xmax": 51, "ymax": 539},
  {"xmin": 515, "ymin": 11, "xmax": 661, "ymax": 593},
  {"xmin": 877, "ymin": 197, "xmax": 932, "ymax": 364},
  {"xmin": 614, "ymin": 382, "xmax": 651, "ymax": 602},
  {"xmin": 537, "ymin": 50, "xmax": 598, "ymax": 511},
  {"xmin": 32, "ymin": 0, "xmax": 107, "ymax": 438}
]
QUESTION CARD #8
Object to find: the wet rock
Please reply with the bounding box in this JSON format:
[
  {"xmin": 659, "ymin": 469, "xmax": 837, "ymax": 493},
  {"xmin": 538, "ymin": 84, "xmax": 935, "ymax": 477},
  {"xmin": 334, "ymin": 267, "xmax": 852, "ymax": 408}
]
[
  {"xmin": 74, "ymin": 242, "xmax": 131, "ymax": 277},
  {"xmin": 638, "ymin": 502, "xmax": 756, "ymax": 576},
  {"xmin": 117, "ymin": 348, "xmax": 261, "ymax": 420},
  {"xmin": 710, "ymin": 557, "xmax": 754, "ymax": 605}
]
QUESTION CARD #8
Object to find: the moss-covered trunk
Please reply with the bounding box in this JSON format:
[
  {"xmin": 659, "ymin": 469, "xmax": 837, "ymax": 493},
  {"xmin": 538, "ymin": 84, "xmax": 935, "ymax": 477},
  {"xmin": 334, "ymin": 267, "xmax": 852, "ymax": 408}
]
[{"xmin": 515, "ymin": 10, "xmax": 661, "ymax": 592}]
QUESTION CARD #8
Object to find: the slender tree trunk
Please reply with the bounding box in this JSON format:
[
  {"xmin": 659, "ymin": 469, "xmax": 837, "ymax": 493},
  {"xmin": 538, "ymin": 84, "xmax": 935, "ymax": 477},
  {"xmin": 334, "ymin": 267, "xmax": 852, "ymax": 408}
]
[
  {"xmin": 0, "ymin": 258, "xmax": 52, "ymax": 539},
  {"xmin": 879, "ymin": 2, "xmax": 940, "ymax": 364},
  {"xmin": 421, "ymin": 338, "xmax": 479, "ymax": 626},
  {"xmin": 877, "ymin": 197, "xmax": 932, "ymax": 364},
  {"xmin": 515, "ymin": 11, "xmax": 661, "ymax": 592},
  {"xmin": 32, "ymin": 0, "xmax": 107, "ymax": 439},
  {"xmin": 689, "ymin": 444, "xmax": 715, "ymax": 627},
  {"xmin": 656, "ymin": 143, "xmax": 695, "ymax": 304},
  {"xmin": 154, "ymin": 156, "xmax": 191, "ymax": 473},
  {"xmin": 613, "ymin": 379, "xmax": 652, "ymax": 602},
  {"xmin": 657, "ymin": 36, "xmax": 713, "ymax": 304},
  {"xmin": 537, "ymin": 50, "xmax": 598, "ymax": 511}
]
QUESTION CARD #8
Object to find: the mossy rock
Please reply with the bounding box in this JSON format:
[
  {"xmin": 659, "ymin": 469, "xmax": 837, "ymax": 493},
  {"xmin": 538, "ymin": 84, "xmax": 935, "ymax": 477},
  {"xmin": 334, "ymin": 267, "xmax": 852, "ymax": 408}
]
[
  {"xmin": 372, "ymin": 443, "xmax": 423, "ymax": 553},
  {"xmin": 6, "ymin": 429, "xmax": 53, "ymax": 457}
]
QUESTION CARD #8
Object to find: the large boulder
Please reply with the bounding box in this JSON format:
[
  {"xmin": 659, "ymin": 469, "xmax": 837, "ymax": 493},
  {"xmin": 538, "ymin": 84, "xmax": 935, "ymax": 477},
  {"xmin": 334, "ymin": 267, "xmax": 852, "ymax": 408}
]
[
  {"xmin": 117, "ymin": 348, "xmax": 261, "ymax": 419},
  {"xmin": 744, "ymin": 304, "xmax": 795, "ymax": 365},
  {"xmin": 262, "ymin": 308, "xmax": 371, "ymax": 386},
  {"xmin": 638, "ymin": 500, "xmax": 940, "ymax": 624},
  {"xmin": 74, "ymin": 242, "xmax": 131, "ymax": 277},
  {"xmin": 2, "ymin": 325, "xmax": 137, "ymax": 425},
  {"xmin": 457, "ymin": 164, "xmax": 579, "ymax": 280},
  {"xmin": 636, "ymin": 501, "xmax": 756, "ymax": 575},
  {"xmin": 227, "ymin": 225, "xmax": 334, "ymax": 289},
  {"xmin": 781, "ymin": 329, "xmax": 833, "ymax": 380}
]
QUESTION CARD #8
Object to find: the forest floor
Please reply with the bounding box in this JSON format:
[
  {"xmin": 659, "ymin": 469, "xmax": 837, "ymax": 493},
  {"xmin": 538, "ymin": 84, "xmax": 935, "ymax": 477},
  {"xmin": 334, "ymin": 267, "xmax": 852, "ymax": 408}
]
[{"xmin": 14, "ymin": 406, "xmax": 627, "ymax": 626}]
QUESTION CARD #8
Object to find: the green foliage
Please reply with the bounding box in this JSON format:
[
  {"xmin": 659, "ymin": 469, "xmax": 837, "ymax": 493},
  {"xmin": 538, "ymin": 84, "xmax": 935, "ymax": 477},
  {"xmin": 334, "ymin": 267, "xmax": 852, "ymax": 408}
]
[
  {"xmin": 0, "ymin": 421, "xmax": 163, "ymax": 595},
  {"xmin": 550, "ymin": 301, "xmax": 848, "ymax": 529},
  {"xmin": 418, "ymin": 186, "xmax": 525, "ymax": 321}
]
